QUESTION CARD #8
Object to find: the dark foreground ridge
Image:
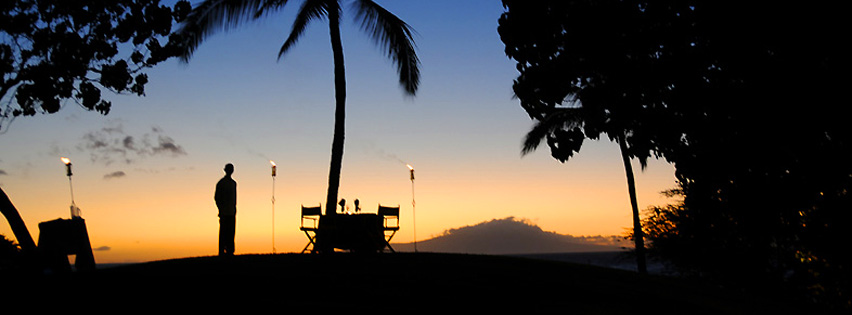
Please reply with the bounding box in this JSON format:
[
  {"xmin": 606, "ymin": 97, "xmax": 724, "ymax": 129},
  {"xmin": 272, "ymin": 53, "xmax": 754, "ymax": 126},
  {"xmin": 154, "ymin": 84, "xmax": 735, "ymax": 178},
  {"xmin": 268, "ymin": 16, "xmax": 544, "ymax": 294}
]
[{"xmin": 7, "ymin": 253, "xmax": 806, "ymax": 313}]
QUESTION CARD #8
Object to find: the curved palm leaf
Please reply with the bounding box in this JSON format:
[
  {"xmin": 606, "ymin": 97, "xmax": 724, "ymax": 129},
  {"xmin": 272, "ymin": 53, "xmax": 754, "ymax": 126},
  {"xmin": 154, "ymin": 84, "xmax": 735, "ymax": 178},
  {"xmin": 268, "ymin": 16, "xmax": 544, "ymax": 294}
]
[
  {"xmin": 254, "ymin": 0, "xmax": 290, "ymax": 18},
  {"xmin": 352, "ymin": 0, "xmax": 420, "ymax": 95},
  {"xmin": 522, "ymin": 108, "xmax": 583, "ymax": 155},
  {"xmin": 177, "ymin": 0, "xmax": 291, "ymax": 62},
  {"xmin": 277, "ymin": 0, "xmax": 333, "ymax": 60}
]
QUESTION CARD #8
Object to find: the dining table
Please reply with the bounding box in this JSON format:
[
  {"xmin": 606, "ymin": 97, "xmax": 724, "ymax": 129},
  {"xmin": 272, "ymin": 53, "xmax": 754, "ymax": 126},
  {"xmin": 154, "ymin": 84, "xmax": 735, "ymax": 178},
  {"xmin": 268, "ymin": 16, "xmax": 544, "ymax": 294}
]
[{"xmin": 315, "ymin": 213, "xmax": 386, "ymax": 252}]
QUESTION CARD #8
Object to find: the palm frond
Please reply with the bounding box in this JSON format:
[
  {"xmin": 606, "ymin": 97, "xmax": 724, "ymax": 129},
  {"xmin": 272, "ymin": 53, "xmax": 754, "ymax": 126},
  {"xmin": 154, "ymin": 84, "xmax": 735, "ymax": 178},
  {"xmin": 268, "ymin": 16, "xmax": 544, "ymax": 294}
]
[
  {"xmin": 522, "ymin": 108, "xmax": 583, "ymax": 156},
  {"xmin": 278, "ymin": 0, "xmax": 332, "ymax": 60},
  {"xmin": 352, "ymin": 0, "xmax": 420, "ymax": 95},
  {"xmin": 177, "ymin": 0, "xmax": 290, "ymax": 62},
  {"xmin": 254, "ymin": 0, "xmax": 290, "ymax": 18}
]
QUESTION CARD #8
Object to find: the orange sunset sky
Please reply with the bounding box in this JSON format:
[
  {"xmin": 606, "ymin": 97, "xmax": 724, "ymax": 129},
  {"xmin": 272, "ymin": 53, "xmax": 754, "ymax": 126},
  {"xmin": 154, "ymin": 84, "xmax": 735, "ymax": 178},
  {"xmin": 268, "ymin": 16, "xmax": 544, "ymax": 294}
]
[{"xmin": 0, "ymin": 0, "xmax": 677, "ymax": 263}]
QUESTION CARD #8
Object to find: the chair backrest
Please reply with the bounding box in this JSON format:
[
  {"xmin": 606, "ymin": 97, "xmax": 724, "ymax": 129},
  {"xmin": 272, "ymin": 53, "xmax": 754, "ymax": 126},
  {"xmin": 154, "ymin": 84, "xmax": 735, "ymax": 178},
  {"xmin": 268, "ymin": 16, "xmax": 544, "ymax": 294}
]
[
  {"xmin": 301, "ymin": 204, "xmax": 321, "ymax": 229},
  {"xmin": 302, "ymin": 204, "xmax": 322, "ymax": 216},
  {"xmin": 378, "ymin": 204, "xmax": 399, "ymax": 229},
  {"xmin": 378, "ymin": 205, "xmax": 399, "ymax": 217}
]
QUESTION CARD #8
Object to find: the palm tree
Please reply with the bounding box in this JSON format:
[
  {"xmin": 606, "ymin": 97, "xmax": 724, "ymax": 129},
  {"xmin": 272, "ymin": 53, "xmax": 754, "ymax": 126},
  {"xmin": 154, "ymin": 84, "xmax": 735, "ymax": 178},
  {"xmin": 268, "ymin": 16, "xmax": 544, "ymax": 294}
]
[
  {"xmin": 176, "ymin": 0, "xmax": 420, "ymax": 217},
  {"xmin": 522, "ymin": 108, "xmax": 648, "ymax": 274},
  {"xmin": 0, "ymin": 187, "xmax": 36, "ymax": 254}
]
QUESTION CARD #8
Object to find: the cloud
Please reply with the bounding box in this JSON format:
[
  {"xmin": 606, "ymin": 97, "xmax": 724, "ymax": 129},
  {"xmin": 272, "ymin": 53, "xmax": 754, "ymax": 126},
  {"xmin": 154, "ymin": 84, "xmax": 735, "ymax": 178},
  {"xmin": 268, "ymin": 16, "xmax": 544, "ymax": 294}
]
[
  {"xmin": 0, "ymin": 169, "xmax": 7, "ymax": 175},
  {"xmin": 152, "ymin": 135, "xmax": 187, "ymax": 156},
  {"xmin": 103, "ymin": 171, "xmax": 126, "ymax": 180},
  {"xmin": 122, "ymin": 136, "xmax": 135, "ymax": 150},
  {"xmin": 92, "ymin": 246, "xmax": 111, "ymax": 251},
  {"xmin": 78, "ymin": 123, "xmax": 187, "ymax": 165}
]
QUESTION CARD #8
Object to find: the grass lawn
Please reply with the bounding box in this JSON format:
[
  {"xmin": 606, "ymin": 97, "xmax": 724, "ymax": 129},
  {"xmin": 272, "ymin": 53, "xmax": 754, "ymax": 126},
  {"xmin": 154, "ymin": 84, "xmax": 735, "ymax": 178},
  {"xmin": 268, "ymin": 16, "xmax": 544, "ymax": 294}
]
[{"xmin": 6, "ymin": 253, "xmax": 807, "ymax": 313}]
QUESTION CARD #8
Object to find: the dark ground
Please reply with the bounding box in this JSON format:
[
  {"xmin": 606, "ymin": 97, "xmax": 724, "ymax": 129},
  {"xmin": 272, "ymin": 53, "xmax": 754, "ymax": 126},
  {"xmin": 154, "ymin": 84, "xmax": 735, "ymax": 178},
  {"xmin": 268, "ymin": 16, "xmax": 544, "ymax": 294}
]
[{"xmin": 5, "ymin": 252, "xmax": 809, "ymax": 313}]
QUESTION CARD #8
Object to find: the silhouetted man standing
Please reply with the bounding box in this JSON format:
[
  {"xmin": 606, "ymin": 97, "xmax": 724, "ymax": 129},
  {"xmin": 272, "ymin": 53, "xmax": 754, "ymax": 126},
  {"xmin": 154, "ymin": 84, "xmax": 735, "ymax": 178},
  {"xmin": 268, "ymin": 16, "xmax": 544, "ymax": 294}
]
[{"xmin": 215, "ymin": 163, "xmax": 237, "ymax": 256}]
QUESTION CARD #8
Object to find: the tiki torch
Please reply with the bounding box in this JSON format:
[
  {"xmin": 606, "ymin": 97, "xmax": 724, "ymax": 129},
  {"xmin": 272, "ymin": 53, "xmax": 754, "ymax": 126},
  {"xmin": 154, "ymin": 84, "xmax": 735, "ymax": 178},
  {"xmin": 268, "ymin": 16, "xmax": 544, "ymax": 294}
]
[
  {"xmin": 61, "ymin": 157, "xmax": 81, "ymax": 218},
  {"xmin": 407, "ymin": 164, "xmax": 417, "ymax": 252},
  {"xmin": 270, "ymin": 160, "xmax": 277, "ymax": 253}
]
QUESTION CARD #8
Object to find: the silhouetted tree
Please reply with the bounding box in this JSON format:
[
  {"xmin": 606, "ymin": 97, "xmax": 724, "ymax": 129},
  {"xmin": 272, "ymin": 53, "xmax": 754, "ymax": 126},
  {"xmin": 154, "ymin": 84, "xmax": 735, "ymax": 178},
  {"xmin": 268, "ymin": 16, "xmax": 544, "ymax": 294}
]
[
  {"xmin": 519, "ymin": 109, "xmax": 651, "ymax": 274},
  {"xmin": 639, "ymin": 2, "xmax": 848, "ymax": 310},
  {"xmin": 0, "ymin": 233, "xmax": 22, "ymax": 272},
  {"xmin": 499, "ymin": 0, "xmax": 684, "ymax": 274},
  {"xmin": 0, "ymin": 0, "xmax": 191, "ymax": 132},
  {"xmin": 0, "ymin": 234, "xmax": 18, "ymax": 254},
  {"xmin": 0, "ymin": 188, "xmax": 34, "ymax": 255},
  {"xmin": 1, "ymin": 0, "xmax": 190, "ymax": 259},
  {"xmin": 500, "ymin": 0, "xmax": 850, "ymax": 309},
  {"xmin": 175, "ymin": 0, "xmax": 420, "ymax": 221}
]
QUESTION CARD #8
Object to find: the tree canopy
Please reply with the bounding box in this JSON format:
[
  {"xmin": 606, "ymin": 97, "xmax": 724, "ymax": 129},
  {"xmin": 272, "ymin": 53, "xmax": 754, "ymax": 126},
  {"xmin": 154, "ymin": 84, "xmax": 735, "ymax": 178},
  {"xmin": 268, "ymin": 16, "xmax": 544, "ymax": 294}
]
[
  {"xmin": 500, "ymin": 0, "xmax": 850, "ymax": 310},
  {"xmin": 0, "ymin": 0, "xmax": 191, "ymax": 132},
  {"xmin": 0, "ymin": 0, "xmax": 191, "ymax": 270}
]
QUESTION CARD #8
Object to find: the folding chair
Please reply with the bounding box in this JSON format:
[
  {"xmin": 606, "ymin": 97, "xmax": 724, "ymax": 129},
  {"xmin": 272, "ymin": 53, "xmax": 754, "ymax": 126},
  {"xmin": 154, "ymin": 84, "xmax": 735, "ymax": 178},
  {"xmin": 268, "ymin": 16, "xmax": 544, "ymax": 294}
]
[
  {"xmin": 378, "ymin": 205, "xmax": 400, "ymax": 252},
  {"xmin": 300, "ymin": 204, "xmax": 322, "ymax": 253}
]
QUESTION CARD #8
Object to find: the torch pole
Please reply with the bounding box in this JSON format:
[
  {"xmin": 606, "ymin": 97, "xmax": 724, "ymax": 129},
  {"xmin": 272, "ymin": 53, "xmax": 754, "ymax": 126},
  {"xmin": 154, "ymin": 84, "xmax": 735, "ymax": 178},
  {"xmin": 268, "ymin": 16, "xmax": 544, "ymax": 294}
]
[
  {"xmin": 272, "ymin": 176, "xmax": 276, "ymax": 253},
  {"xmin": 411, "ymin": 179, "xmax": 417, "ymax": 253},
  {"xmin": 64, "ymin": 159, "xmax": 75, "ymax": 204},
  {"xmin": 408, "ymin": 165, "xmax": 417, "ymax": 253},
  {"xmin": 271, "ymin": 161, "xmax": 277, "ymax": 254},
  {"xmin": 62, "ymin": 157, "xmax": 79, "ymax": 218},
  {"xmin": 68, "ymin": 176, "xmax": 76, "ymax": 206}
]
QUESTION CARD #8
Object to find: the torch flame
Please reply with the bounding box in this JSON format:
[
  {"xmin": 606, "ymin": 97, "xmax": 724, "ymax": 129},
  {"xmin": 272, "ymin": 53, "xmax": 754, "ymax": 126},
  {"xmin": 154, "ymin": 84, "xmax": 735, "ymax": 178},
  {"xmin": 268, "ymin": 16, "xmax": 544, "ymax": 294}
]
[
  {"xmin": 60, "ymin": 157, "xmax": 71, "ymax": 165},
  {"xmin": 406, "ymin": 164, "xmax": 413, "ymax": 170},
  {"xmin": 270, "ymin": 160, "xmax": 276, "ymax": 166}
]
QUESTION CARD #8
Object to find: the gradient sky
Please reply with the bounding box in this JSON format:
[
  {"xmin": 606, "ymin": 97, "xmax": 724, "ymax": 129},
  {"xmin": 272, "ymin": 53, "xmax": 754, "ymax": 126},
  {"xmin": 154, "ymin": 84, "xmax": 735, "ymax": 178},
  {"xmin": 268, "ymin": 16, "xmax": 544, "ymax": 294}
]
[{"xmin": 0, "ymin": 0, "xmax": 676, "ymax": 263}]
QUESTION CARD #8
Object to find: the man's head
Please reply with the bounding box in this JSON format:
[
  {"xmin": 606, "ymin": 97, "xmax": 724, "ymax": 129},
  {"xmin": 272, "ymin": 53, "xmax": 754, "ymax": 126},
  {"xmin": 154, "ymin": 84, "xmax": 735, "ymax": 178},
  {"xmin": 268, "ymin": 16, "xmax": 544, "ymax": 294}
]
[{"xmin": 224, "ymin": 163, "xmax": 234, "ymax": 175}]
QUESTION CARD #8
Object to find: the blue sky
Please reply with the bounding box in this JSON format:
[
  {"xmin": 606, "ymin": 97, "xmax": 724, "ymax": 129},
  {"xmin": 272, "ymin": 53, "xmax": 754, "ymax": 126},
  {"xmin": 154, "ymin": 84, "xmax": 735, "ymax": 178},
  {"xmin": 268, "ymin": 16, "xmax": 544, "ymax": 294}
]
[{"xmin": 0, "ymin": 0, "xmax": 677, "ymax": 262}]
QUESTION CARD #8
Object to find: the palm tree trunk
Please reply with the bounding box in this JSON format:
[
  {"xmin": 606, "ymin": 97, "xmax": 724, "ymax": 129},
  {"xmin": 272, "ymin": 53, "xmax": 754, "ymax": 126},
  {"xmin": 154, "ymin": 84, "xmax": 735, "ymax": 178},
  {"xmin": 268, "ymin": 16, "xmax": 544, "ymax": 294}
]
[
  {"xmin": 618, "ymin": 136, "xmax": 648, "ymax": 274},
  {"xmin": 325, "ymin": 6, "xmax": 346, "ymax": 218},
  {"xmin": 0, "ymin": 186, "xmax": 37, "ymax": 252}
]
